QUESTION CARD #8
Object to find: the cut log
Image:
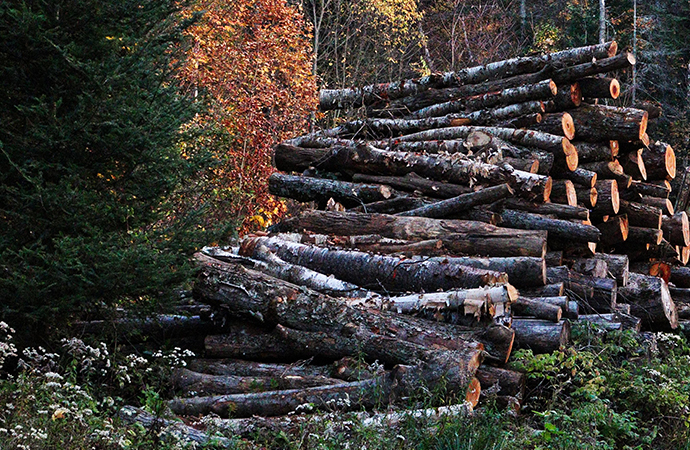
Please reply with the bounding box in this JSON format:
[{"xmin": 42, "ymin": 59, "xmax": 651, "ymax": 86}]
[
  {"xmin": 671, "ymin": 266, "xmax": 690, "ymax": 288},
  {"xmin": 674, "ymin": 166, "xmax": 690, "ymax": 212},
  {"xmin": 498, "ymin": 209, "xmax": 601, "ymax": 243},
  {"xmin": 372, "ymin": 139, "xmax": 470, "ymax": 154},
  {"xmin": 558, "ymin": 167, "xmax": 598, "ymax": 188},
  {"xmin": 578, "ymin": 312, "xmax": 641, "ymax": 332},
  {"xmin": 550, "ymin": 179, "xmax": 577, "ymax": 206},
  {"xmin": 619, "ymin": 200, "xmax": 663, "ymax": 229},
  {"xmin": 512, "ymin": 297, "xmax": 562, "ymax": 322},
  {"xmin": 532, "ymin": 112, "xmax": 576, "ymax": 140},
  {"xmin": 614, "ymin": 303, "xmax": 632, "ymax": 314},
  {"xmin": 661, "ymin": 212, "xmax": 690, "ymax": 247},
  {"xmin": 268, "ymin": 173, "xmax": 394, "ymax": 207},
  {"xmin": 543, "ymin": 83, "xmax": 582, "ymax": 112},
  {"xmin": 641, "ymin": 196, "xmax": 673, "ymax": 216},
  {"xmin": 398, "ymin": 184, "xmax": 514, "ymax": 218},
  {"xmin": 567, "ymin": 104, "xmax": 648, "ymax": 142},
  {"xmin": 407, "ymin": 79, "xmax": 557, "ymax": 119},
  {"xmin": 502, "ymin": 156, "xmax": 540, "ymax": 173},
  {"xmin": 575, "ymin": 186, "xmax": 598, "ymax": 209},
  {"xmin": 172, "ymin": 368, "xmax": 343, "ymax": 396},
  {"xmin": 272, "ymin": 211, "xmax": 548, "ymax": 258},
  {"xmin": 520, "ymin": 283, "xmax": 565, "ymax": 297},
  {"xmin": 596, "ymin": 215, "xmax": 629, "ymax": 246},
  {"xmin": 546, "ymin": 266, "xmax": 617, "ymax": 313},
  {"xmin": 239, "ymin": 237, "xmax": 507, "ymax": 293},
  {"xmin": 317, "ymin": 42, "xmax": 617, "ymax": 110},
  {"xmin": 592, "ymin": 253, "xmax": 629, "ymax": 286},
  {"xmin": 627, "ymin": 180, "xmax": 670, "ymax": 199},
  {"xmin": 512, "ymin": 319, "xmax": 571, "ymax": 354},
  {"xmin": 579, "ymin": 160, "xmax": 626, "ymax": 182},
  {"xmin": 495, "ymin": 113, "xmax": 543, "ymax": 129},
  {"xmin": 618, "ymin": 272, "xmax": 678, "ymax": 330},
  {"xmin": 619, "ymin": 149, "xmax": 647, "ymax": 181},
  {"xmin": 187, "ymin": 359, "xmax": 332, "ymax": 379},
  {"xmin": 572, "ymin": 142, "xmax": 615, "ymax": 163},
  {"xmin": 545, "ymin": 251, "xmax": 564, "ymax": 266},
  {"xmin": 643, "ymin": 141, "xmax": 676, "ymax": 180},
  {"xmin": 577, "ymin": 77, "xmax": 620, "ymax": 99},
  {"xmin": 71, "ymin": 314, "xmax": 215, "ymax": 343},
  {"xmin": 352, "ymin": 173, "xmax": 472, "ymax": 199},
  {"xmin": 475, "ymin": 366, "xmax": 526, "ymax": 400},
  {"xmin": 350, "ymin": 196, "xmax": 431, "ymax": 214},
  {"xmin": 501, "ymin": 198, "xmax": 589, "ymax": 220},
  {"xmin": 591, "ymin": 179, "xmax": 620, "ymax": 215},
  {"xmin": 569, "ymin": 258, "xmax": 608, "ymax": 278}
]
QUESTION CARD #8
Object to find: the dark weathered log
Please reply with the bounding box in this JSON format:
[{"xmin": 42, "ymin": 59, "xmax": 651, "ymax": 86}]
[
  {"xmin": 543, "ymin": 83, "xmax": 582, "ymax": 112},
  {"xmin": 512, "ymin": 297, "xmax": 562, "ymax": 322},
  {"xmin": 577, "ymin": 77, "xmax": 620, "ymax": 99},
  {"xmin": 450, "ymin": 208, "xmax": 503, "ymax": 225},
  {"xmin": 532, "ymin": 112, "xmax": 576, "ymax": 140},
  {"xmin": 671, "ymin": 266, "xmax": 690, "ymax": 288},
  {"xmin": 567, "ymin": 104, "xmax": 648, "ymax": 142},
  {"xmin": 569, "ymin": 258, "xmax": 608, "ymax": 278},
  {"xmin": 591, "ymin": 179, "xmax": 620, "ymax": 215},
  {"xmin": 475, "ymin": 366, "xmax": 526, "ymax": 400},
  {"xmin": 592, "ymin": 253, "xmax": 629, "ymax": 286},
  {"xmin": 349, "ymin": 196, "xmax": 431, "ymax": 214},
  {"xmin": 371, "ymin": 139, "xmax": 470, "ymax": 154},
  {"xmin": 625, "ymin": 180, "xmax": 669, "ymax": 199},
  {"xmin": 520, "ymin": 283, "xmax": 565, "ymax": 297},
  {"xmin": 398, "ymin": 184, "xmax": 514, "ymax": 218},
  {"xmin": 661, "ymin": 212, "xmax": 690, "ymax": 247},
  {"xmin": 625, "ymin": 226, "xmax": 663, "ymax": 245},
  {"xmin": 72, "ymin": 314, "xmax": 215, "ymax": 343},
  {"xmin": 498, "ymin": 209, "xmax": 601, "ymax": 243},
  {"xmin": 674, "ymin": 167, "xmax": 690, "ymax": 213},
  {"xmin": 495, "ymin": 113, "xmax": 543, "ymax": 129},
  {"xmin": 545, "ymin": 251, "xmax": 564, "ymax": 266},
  {"xmin": 272, "ymin": 211, "xmax": 548, "ymax": 257},
  {"xmin": 318, "ymin": 42, "xmax": 617, "ymax": 110},
  {"xmin": 239, "ymin": 237, "xmax": 507, "ymax": 293},
  {"xmin": 578, "ymin": 312, "xmax": 641, "ymax": 332},
  {"xmin": 558, "ymin": 167, "xmax": 598, "ymax": 188},
  {"xmin": 618, "ymin": 272, "xmax": 678, "ymax": 330},
  {"xmin": 501, "ymin": 198, "xmax": 589, "ymax": 220},
  {"xmin": 512, "ymin": 319, "xmax": 571, "ymax": 354},
  {"xmin": 571, "ymin": 141, "xmax": 615, "ymax": 163},
  {"xmin": 595, "ymin": 215, "xmax": 629, "ymax": 246},
  {"xmin": 340, "ymin": 237, "xmax": 448, "ymax": 257},
  {"xmin": 293, "ymin": 144, "xmax": 552, "ymax": 200},
  {"xmin": 268, "ymin": 173, "xmax": 394, "ymax": 207},
  {"xmin": 575, "ymin": 186, "xmax": 598, "ymax": 209},
  {"xmin": 619, "ymin": 149, "xmax": 647, "ymax": 181},
  {"xmin": 549, "ymin": 179, "xmax": 577, "ymax": 206},
  {"xmin": 407, "ymin": 80, "xmax": 557, "ymax": 119},
  {"xmin": 579, "ymin": 160, "xmax": 627, "ymax": 183},
  {"xmin": 502, "ymin": 156, "xmax": 540, "ymax": 173},
  {"xmin": 546, "ymin": 266, "xmax": 617, "ymax": 313},
  {"xmin": 187, "ymin": 359, "xmax": 332, "ymax": 379},
  {"xmin": 352, "ymin": 173, "xmax": 472, "ymax": 199},
  {"xmin": 204, "ymin": 322, "xmax": 299, "ymax": 361},
  {"xmin": 614, "ymin": 303, "xmax": 632, "ymax": 314},
  {"xmin": 641, "ymin": 196, "xmax": 673, "ymax": 216},
  {"xmin": 643, "ymin": 141, "xmax": 676, "ymax": 180},
  {"xmin": 619, "ymin": 200, "xmax": 663, "ymax": 228},
  {"xmin": 172, "ymin": 368, "xmax": 343, "ymax": 396}
]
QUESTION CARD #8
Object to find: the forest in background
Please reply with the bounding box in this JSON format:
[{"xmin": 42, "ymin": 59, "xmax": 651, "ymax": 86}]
[{"xmin": 1, "ymin": 0, "xmax": 689, "ymax": 337}]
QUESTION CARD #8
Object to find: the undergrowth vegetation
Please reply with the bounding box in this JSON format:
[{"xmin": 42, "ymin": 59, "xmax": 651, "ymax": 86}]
[{"xmin": 1, "ymin": 321, "xmax": 690, "ymax": 449}]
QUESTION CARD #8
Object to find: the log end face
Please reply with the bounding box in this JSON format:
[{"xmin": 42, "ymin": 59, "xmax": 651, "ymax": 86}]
[
  {"xmin": 465, "ymin": 377, "xmax": 481, "ymax": 408},
  {"xmin": 549, "ymin": 80, "xmax": 558, "ymax": 96},
  {"xmin": 610, "ymin": 79, "xmax": 620, "ymax": 99},
  {"xmin": 563, "ymin": 140, "xmax": 579, "ymax": 172},
  {"xmin": 562, "ymin": 113, "xmax": 576, "ymax": 141},
  {"xmin": 544, "ymin": 177, "xmax": 553, "ymax": 203},
  {"xmin": 608, "ymin": 41, "xmax": 619, "ymax": 58}
]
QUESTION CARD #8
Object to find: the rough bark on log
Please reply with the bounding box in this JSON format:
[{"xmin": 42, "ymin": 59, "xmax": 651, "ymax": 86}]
[
  {"xmin": 618, "ymin": 272, "xmax": 678, "ymax": 330},
  {"xmin": 549, "ymin": 179, "xmax": 578, "ymax": 206},
  {"xmin": 619, "ymin": 200, "xmax": 663, "ymax": 229},
  {"xmin": 628, "ymin": 180, "xmax": 671, "ymax": 199},
  {"xmin": 577, "ymin": 77, "xmax": 620, "ymax": 99},
  {"xmin": 398, "ymin": 184, "xmax": 514, "ymax": 218},
  {"xmin": 187, "ymin": 359, "xmax": 332, "ymax": 379},
  {"xmin": 521, "ymin": 296, "xmax": 572, "ymax": 318},
  {"xmin": 498, "ymin": 209, "xmax": 601, "ymax": 242},
  {"xmin": 546, "ymin": 266, "xmax": 617, "ymax": 313},
  {"xmin": 643, "ymin": 141, "xmax": 676, "ymax": 180},
  {"xmin": 640, "ymin": 196, "xmax": 673, "ymax": 216},
  {"xmin": 532, "ymin": 112, "xmax": 576, "ymax": 140},
  {"xmin": 661, "ymin": 212, "xmax": 690, "ymax": 247},
  {"xmin": 71, "ymin": 315, "xmax": 215, "ymax": 343},
  {"xmin": 592, "ymin": 253, "xmax": 629, "ymax": 286},
  {"xmin": 619, "ymin": 149, "xmax": 647, "ymax": 181},
  {"xmin": 671, "ymin": 266, "xmax": 690, "ymax": 288},
  {"xmin": 172, "ymin": 368, "xmax": 343, "ymax": 396},
  {"xmin": 572, "ymin": 142, "xmax": 616, "ymax": 163},
  {"xmin": 512, "ymin": 319, "xmax": 571, "ymax": 354},
  {"xmin": 674, "ymin": 167, "xmax": 690, "ymax": 213},
  {"xmin": 239, "ymin": 237, "xmax": 508, "ymax": 293},
  {"xmin": 591, "ymin": 179, "xmax": 620, "ymax": 215},
  {"xmin": 575, "ymin": 186, "xmax": 598, "ymax": 209},
  {"xmin": 350, "ymin": 196, "xmax": 431, "ymax": 215},
  {"xmin": 268, "ymin": 173, "xmax": 394, "ymax": 207},
  {"xmin": 512, "ymin": 297, "xmax": 562, "ymax": 322},
  {"xmin": 558, "ymin": 167, "xmax": 598, "ymax": 188},
  {"xmin": 543, "ymin": 83, "xmax": 582, "ymax": 112},
  {"xmin": 271, "ymin": 210, "xmax": 548, "ymax": 257},
  {"xmin": 579, "ymin": 160, "xmax": 627, "ymax": 183},
  {"xmin": 351, "ymin": 173, "xmax": 472, "ymax": 199},
  {"xmin": 578, "ymin": 312, "xmax": 641, "ymax": 332},
  {"xmin": 569, "ymin": 258, "xmax": 608, "ymax": 278},
  {"xmin": 495, "ymin": 113, "xmax": 543, "ymax": 129},
  {"xmin": 475, "ymin": 366, "xmax": 526, "ymax": 400},
  {"xmin": 520, "ymin": 283, "xmax": 565, "ymax": 297},
  {"xmin": 545, "ymin": 251, "xmax": 564, "ymax": 266},
  {"xmin": 595, "ymin": 215, "xmax": 629, "ymax": 246},
  {"xmin": 500, "ymin": 198, "xmax": 589, "ymax": 220},
  {"xmin": 567, "ymin": 104, "xmax": 648, "ymax": 142}
]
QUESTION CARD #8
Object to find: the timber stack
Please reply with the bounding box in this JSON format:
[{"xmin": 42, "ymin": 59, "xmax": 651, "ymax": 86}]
[{"xmin": 110, "ymin": 42, "xmax": 690, "ymax": 445}]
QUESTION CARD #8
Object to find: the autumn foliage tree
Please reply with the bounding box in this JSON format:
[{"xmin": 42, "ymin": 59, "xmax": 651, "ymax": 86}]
[{"xmin": 179, "ymin": 0, "xmax": 317, "ymax": 234}]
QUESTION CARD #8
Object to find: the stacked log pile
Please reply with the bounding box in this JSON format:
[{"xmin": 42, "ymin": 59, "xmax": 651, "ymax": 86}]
[{"xmin": 111, "ymin": 42, "xmax": 690, "ymax": 445}]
